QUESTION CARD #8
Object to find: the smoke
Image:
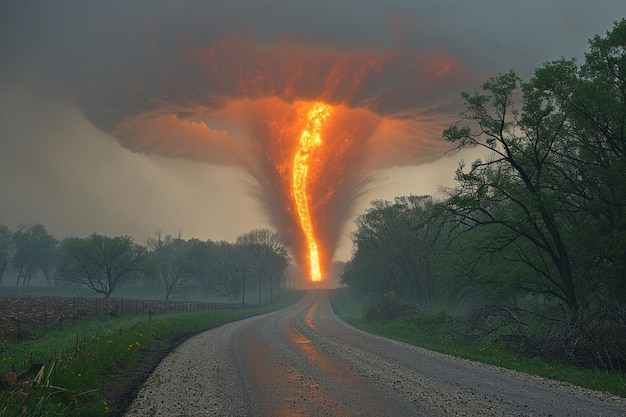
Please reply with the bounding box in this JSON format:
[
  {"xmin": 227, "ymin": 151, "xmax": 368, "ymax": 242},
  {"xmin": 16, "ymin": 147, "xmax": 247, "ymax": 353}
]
[
  {"xmin": 2, "ymin": 1, "xmax": 621, "ymax": 278},
  {"xmin": 82, "ymin": 37, "xmax": 472, "ymax": 277}
]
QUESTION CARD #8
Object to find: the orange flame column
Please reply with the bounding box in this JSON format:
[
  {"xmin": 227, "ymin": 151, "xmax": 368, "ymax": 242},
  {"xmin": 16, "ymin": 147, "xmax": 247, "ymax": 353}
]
[{"xmin": 292, "ymin": 102, "xmax": 332, "ymax": 282}]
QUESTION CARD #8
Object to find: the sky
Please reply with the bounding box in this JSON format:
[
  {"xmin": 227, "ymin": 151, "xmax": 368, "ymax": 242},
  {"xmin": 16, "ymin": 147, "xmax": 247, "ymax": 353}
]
[{"xmin": 0, "ymin": 1, "xmax": 624, "ymax": 269}]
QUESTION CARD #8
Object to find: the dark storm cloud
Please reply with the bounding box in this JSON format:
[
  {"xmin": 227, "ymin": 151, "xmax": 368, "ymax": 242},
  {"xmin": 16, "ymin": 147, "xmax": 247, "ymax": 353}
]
[
  {"xmin": 1, "ymin": 1, "xmax": 473, "ymax": 163},
  {"xmin": 3, "ymin": 1, "xmax": 620, "ymax": 152},
  {"xmin": 1, "ymin": 0, "xmax": 623, "ymax": 266}
]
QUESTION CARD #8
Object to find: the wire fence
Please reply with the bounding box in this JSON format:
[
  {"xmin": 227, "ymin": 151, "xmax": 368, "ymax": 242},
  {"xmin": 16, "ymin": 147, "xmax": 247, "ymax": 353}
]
[{"xmin": 0, "ymin": 295, "xmax": 240, "ymax": 341}]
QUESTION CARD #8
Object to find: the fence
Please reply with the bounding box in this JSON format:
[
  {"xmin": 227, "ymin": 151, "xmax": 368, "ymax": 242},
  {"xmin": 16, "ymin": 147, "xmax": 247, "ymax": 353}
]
[{"xmin": 0, "ymin": 295, "xmax": 240, "ymax": 342}]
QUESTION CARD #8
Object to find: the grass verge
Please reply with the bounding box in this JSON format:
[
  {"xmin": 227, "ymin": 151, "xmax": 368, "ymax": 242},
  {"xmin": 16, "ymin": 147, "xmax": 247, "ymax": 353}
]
[
  {"xmin": 329, "ymin": 288, "xmax": 626, "ymax": 398},
  {"xmin": 0, "ymin": 291, "xmax": 304, "ymax": 417}
]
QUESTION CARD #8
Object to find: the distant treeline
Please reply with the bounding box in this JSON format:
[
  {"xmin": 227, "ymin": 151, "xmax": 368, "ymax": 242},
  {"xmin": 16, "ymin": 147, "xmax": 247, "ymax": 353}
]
[{"xmin": 0, "ymin": 224, "xmax": 292, "ymax": 304}]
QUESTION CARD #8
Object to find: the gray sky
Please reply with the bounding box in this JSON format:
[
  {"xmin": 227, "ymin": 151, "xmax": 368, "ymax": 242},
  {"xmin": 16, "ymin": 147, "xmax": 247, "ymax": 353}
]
[{"xmin": 0, "ymin": 1, "xmax": 624, "ymax": 265}]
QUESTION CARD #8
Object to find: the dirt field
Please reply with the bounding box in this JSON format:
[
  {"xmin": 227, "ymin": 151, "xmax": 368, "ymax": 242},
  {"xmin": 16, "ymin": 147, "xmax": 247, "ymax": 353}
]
[{"xmin": 0, "ymin": 295, "xmax": 218, "ymax": 341}]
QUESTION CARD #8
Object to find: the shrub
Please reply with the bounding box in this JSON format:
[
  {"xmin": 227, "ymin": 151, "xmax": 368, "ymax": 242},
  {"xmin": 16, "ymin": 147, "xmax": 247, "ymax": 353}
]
[{"xmin": 362, "ymin": 292, "xmax": 417, "ymax": 322}]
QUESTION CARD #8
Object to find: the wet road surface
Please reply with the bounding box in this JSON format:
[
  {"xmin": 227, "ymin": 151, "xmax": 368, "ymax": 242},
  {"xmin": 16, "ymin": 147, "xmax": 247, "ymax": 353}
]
[{"xmin": 124, "ymin": 290, "xmax": 626, "ymax": 416}]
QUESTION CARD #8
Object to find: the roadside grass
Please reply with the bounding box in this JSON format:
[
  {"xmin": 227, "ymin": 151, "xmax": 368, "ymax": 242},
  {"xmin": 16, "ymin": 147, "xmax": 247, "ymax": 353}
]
[
  {"xmin": 329, "ymin": 288, "xmax": 626, "ymax": 398},
  {"xmin": 0, "ymin": 291, "xmax": 304, "ymax": 417}
]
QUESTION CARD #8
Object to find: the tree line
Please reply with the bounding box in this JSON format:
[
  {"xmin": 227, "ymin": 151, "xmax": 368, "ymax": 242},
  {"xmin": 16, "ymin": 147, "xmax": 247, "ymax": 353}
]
[
  {"xmin": 0, "ymin": 223, "xmax": 291, "ymax": 303},
  {"xmin": 342, "ymin": 21, "xmax": 626, "ymax": 370}
]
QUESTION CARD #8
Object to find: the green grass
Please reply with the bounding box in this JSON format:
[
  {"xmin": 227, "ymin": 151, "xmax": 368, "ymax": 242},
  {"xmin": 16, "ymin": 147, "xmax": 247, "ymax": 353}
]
[
  {"xmin": 329, "ymin": 288, "xmax": 626, "ymax": 398},
  {"xmin": 5, "ymin": 288, "xmax": 623, "ymax": 415},
  {"xmin": 0, "ymin": 291, "xmax": 304, "ymax": 417}
]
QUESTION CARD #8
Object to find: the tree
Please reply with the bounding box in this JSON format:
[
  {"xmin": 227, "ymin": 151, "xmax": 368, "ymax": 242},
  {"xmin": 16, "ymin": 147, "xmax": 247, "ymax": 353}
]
[
  {"xmin": 0, "ymin": 223, "xmax": 14, "ymax": 286},
  {"xmin": 236, "ymin": 229, "xmax": 290, "ymax": 303},
  {"xmin": 145, "ymin": 232, "xmax": 189, "ymax": 300},
  {"xmin": 183, "ymin": 238, "xmax": 219, "ymax": 298},
  {"xmin": 532, "ymin": 20, "xmax": 626, "ymax": 304},
  {"xmin": 574, "ymin": 20, "xmax": 626, "ymax": 303},
  {"xmin": 57, "ymin": 233, "xmax": 148, "ymax": 298},
  {"xmin": 342, "ymin": 196, "xmax": 443, "ymax": 303},
  {"xmin": 443, "ymin": 20, "xmax": 626, "ymax": 313},
  {"xmin": 443, "ymin": 70, "xmax": 582, "ymax": 311},
  {"xmin": 435, "ymin": 206, "xmax": 548, "ymax": 306},
  {"xmin": 212, "ymin": 242, "xmax": 250, "ymax": 302},
  {"xmin": 11, "ymin": 223, "xmax": 58, "ymax": 287}
]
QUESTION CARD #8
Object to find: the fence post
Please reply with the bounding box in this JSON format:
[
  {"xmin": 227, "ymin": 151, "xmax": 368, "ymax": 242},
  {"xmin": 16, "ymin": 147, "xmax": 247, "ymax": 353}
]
[{"xmin": 16, "ymin": 308, "xmax": 20, "ymax": 342}]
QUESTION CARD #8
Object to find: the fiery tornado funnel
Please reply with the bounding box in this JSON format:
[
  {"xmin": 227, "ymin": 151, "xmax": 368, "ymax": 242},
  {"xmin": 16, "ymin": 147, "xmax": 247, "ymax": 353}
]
[
  {"xmin": 241, "ymin": 99, "xmax": 381, "ymax": 283},
  {"xmin": 292, "ymin": 102, "xmax": 332, "ymax": 281},
  {"xmin": 57, "ymin": 38, "xmax": 472, "ymax": 283}
]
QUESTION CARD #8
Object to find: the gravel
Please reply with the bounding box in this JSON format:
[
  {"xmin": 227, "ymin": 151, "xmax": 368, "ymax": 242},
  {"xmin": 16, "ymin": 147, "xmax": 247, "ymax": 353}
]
[{"xmin": 124, "ymin": 291, "xmax": 626, "ymax": 417}]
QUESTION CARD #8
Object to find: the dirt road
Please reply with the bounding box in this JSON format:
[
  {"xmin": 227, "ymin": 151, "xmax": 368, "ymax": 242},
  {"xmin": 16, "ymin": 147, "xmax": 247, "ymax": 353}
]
[{"xmin": 124, "ymin": 290, "xmax": 626, "ymax": 416}]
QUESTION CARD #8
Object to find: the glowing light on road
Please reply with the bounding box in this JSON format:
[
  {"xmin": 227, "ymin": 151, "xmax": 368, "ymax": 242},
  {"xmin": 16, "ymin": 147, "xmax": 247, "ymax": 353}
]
[{"xmin": 292, "ymin": 102, "xmax": 332, "ymax": 282}]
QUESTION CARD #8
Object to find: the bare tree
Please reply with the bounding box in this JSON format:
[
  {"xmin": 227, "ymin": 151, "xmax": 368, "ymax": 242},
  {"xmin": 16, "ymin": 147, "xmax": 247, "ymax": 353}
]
[
  {"xmin": 57, "ymin": 234, "xmax": 147, "ymax": 298},
  {"xmin": 145, "ymin": 232, "xmax": 189, "ymax": 300},
  {"xmin": 236, "ymin": 229, "xmax": 290, "ymax": 303}
]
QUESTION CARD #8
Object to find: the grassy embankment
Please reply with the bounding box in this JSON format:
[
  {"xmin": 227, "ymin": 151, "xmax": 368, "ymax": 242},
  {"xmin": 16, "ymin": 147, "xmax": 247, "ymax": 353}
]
[
  {"xmin": 329, "ymin": 288, "xmax": 626, "ymax": 398},
  {"xmin": 0, "ymin": 291, "xmax": 304, "ymax": 417}
]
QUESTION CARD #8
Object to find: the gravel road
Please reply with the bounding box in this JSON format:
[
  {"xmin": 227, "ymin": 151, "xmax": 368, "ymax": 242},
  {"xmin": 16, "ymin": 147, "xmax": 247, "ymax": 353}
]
[{"xmin": 124, "ymin": 290, "xmax": 626, "ymax": 416}]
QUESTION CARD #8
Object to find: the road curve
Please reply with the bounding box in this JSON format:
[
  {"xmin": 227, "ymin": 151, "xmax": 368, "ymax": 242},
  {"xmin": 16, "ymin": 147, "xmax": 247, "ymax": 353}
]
[{"xmin": 124, "ymin": 290, "xmax": 626, "ymax": 416}]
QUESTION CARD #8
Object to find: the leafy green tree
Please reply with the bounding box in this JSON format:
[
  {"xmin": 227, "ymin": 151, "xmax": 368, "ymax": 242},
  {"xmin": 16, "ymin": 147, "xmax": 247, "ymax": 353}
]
[
  {"xmin": 57, "ymin": 234, "xmax": 148, "ymax": 298},
  {"xmin": 577, "ymin": 20, "xmax": 626, "ymax": 304},
  {"xmin": 435, "ymin": 212, "xmax": 546, "ymax": 306},
  {"xmin": 443, "ymin": 20, "xmax": 626, "ymax": 312},
  {"xmin": 183, "ymin": 238, "xmax": 219, "ymax": 298},
  {"xmin": 341, "ymin": 242, "xmax": 388, "ymax": 296},
  {"xmin": 443, "ymin": 70, "xmax": 582, "ymax": 311},
  {"xmin": 532, "ymin": 20, "xmax": 626, "ymax": 304},
  {"xmin": 343, "ymin": 195, "xmax": 443, "ymax": 304}
]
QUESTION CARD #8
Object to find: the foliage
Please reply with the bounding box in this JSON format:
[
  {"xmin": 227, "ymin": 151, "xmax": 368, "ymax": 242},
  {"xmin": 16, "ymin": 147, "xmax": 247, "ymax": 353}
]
[
  {"xmin": 341, "ymin": 21, "xmax": 626, "ymax": 375},
  {"xmin": 342, "ymin": 196, "xmax": 443, "ymax": 304},
  {"xmin": 442, "ymin": 68, "xmax": 582, "ymax": 311},
  {"xmin": 440, "ymin": 20, "xmax": 626, "ymax": 314},
  {"xmin": 362, "ymin": 291, "xmax": 417, "ymax": 322},
  {"xmin": 460, "ymin": 305, "xmax": 626, "ymax": 372},
  {"xmin": 182, "ymin": 238, "xmax": 219, "ymax": 297},
  {"xmin": 329, "ymin": 289, "xmax": 626, "ymax": 398}
]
